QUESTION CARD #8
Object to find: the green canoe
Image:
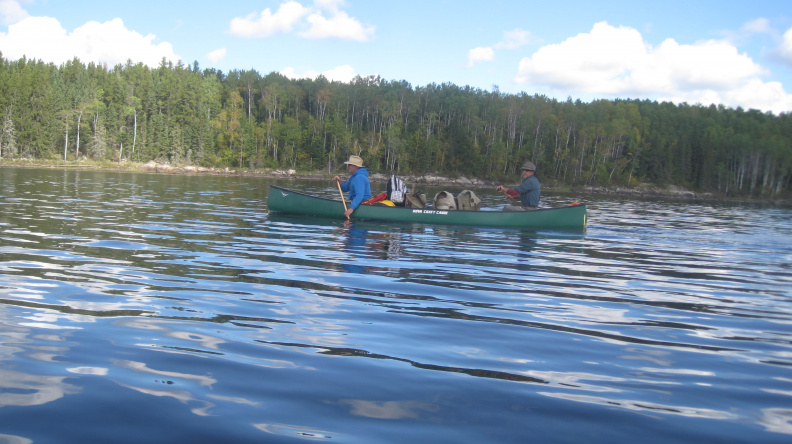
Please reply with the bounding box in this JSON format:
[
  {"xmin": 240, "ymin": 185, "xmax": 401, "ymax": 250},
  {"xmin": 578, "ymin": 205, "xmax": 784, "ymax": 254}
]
[{"xmin": 268, "ymin": 186, "xmax": 587, "ymax": 230}]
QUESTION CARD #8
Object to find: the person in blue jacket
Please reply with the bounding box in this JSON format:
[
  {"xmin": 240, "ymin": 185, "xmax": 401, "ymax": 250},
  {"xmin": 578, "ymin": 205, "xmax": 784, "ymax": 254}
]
[
  {"xmin": 334, "ymin": 155, "xmax": 372, "ymax": 219},
  {"xmin": 496, "ymin": 161, "xmax": 541, "ymax": 210}
]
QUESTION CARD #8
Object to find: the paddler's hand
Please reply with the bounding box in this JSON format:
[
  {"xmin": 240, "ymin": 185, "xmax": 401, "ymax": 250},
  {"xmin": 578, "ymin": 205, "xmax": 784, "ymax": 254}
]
[
  {"xmin": 344, "ymin": 208, "xmax": 354, "ymax": 219},
  {"xmin": 334, "ymin": 175, "xmax": 341, "ymax": 182},
  {"xmin": 496, "ymin": 185, "xmax": 505, "ymax": 192}
]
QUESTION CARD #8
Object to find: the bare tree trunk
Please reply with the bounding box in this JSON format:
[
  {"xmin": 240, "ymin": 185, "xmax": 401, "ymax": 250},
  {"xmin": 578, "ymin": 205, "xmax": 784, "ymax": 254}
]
[
  {"xmin": 762, "ymin": 156, "xmax": 772, "ymax": 195},
  {"xmin": 132, "ymin": 110, "xmax": 137, "ymax": 159},
  {"xmin": 750, "ymin": 152, "xmax": 760, "ymax": 196},
  {"xmin": 63, "ymin": 122, "xmax": 69, "ymax": 161},
  {"xmin": 76, "ymin": 111, "xmax": 82, "ymax": 159}
]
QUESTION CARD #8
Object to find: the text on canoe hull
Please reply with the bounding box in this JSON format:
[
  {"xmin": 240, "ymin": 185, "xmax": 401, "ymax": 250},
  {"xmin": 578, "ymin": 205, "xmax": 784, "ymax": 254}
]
[{"xmin": 412, "ymin": 209, "xmax": 449, "ymax": 215}]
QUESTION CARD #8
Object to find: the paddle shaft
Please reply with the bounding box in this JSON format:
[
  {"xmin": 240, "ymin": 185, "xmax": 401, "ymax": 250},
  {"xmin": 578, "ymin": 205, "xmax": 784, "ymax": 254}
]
[{"xmin": 337, "ymin": 180, "xmax": 348, "ymax": 211}]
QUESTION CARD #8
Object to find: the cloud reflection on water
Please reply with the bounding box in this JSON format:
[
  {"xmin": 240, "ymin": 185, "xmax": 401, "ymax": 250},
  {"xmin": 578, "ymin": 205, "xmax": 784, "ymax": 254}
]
[
  {"xmin": 0, "ymin": 433, "xmax": 33, "ymax": 444},
  {"xmin": 337, "ymin": 399, "xmax": 439, "ymax": 419},
  {"xmin": 0, "ymin": 369, "xmax": 80, "ymax": 407},
  {"xmin": 539, "ymin": 391, "xmax": 739, "ymax": 420}
]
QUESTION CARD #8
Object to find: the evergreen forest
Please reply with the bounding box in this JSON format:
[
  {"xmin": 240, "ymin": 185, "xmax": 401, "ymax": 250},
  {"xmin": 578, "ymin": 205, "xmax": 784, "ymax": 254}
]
[{"xmin": 0, "ymin": 55, "xmax": 790, "ymax": 197}]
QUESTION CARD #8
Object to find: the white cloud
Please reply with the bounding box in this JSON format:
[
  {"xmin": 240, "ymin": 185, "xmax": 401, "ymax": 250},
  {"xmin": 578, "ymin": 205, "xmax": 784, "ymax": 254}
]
[
  {"xmin": 741, "ymin": 18, "xmax": 772, "ymax": 35},
  {"xmin": 322, "ymin": 64, "xmax": 357, "ymax": 83},
  {"xmin": 0, "ymin": 0, "xmax": 28, "ymax": 25},
  {"xmin": 281, "ymin": 64, "xmax": 357, "ymax": 83},
  {"xmin": 467, "ymin": 47, "xmax": 495, "ymax": 67},
  {"xmin": 468, "ymin": 29, "xmax": 531, "ymax": 67},
  {"xmin": 0, "ymin": 16, "xmax": 179, "ymax": 67},
  {"xmin": 229, "ymin": 1, "xmax": 308, "ymax": 38},
  {"xmin": 660, "ymin": 78, "xmax": 792, "ymax": 114},
  {"xmin": 207, "ymin": 48, "xmax": 226, "ymax": 63},
  {"xmin": 313, "ymin": 0, "xmax": 345, "ymax": 14},
  {"xmin": 515, "ymin": 22, "xmax": 649, "ymax": 93},
  {"xmin": 495, "ymin": 29, "xmax": 532, "ymax": 50},
  {"xmin": 300, "ymin": 10, "xmax": 374, "ymax": 41},
  {"xmin": 722, "ymin": 17, "xmax": 774, "ymax": 46},
  {"xmin": 229, "ymin": 0, "xmax": 373, "ymax": 41},
  {"xmin": 515, "ymin": 21, "xmax": 791, "ymax": 114},
  {"xmin": 777, "ymin": 27, "xmax": 792, "ymax": 65},
  {"xmin": 281, "ymin": 66, "xmax": 316, "ymax": 80}
]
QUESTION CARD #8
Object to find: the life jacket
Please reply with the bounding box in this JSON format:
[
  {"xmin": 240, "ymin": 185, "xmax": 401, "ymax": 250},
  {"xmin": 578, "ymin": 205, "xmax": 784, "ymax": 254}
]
[
  {"xmin": 404, "ymin": 192, "xmax": 427, "ymax": 208},
  {"xmin": 362, "ymin": 192, "xmax": 387, "ymax": 205},
  {"xmin": 457, "ymin": 190, "xmax": 481, "ymax": 211},
  {"xmin": 433, "ymin": 191, "xmax": 457, "ymax": 210},
  {"xmin": 387, "ymin": 175, "xmax": 408, "ymax": 206}
]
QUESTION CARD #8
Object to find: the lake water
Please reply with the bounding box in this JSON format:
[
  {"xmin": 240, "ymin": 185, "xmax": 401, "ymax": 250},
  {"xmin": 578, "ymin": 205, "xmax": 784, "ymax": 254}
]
[{"xmin": 0, "ymin": 167, "xmax": 791, "ymax": 443}]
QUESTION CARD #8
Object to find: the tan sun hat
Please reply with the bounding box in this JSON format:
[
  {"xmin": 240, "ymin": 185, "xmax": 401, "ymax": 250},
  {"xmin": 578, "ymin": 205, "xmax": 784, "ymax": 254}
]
[
  {"xmin": 521, "ymin": 161, "xmax": 536, "ymax": 171},
  {"xmin": 344, "ymin": 155, "xmax": 364, "ymax": 168}
]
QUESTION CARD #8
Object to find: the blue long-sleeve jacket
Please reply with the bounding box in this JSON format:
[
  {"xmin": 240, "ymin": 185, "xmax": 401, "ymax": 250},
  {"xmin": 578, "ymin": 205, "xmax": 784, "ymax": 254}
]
[{"xmin": 340, "ymin": 167, "xmax": 372, "ymax": 210}]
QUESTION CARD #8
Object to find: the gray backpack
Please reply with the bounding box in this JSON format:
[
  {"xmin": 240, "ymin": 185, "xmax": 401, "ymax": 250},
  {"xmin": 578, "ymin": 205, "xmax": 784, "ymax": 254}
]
[{"xmin": 387, "ymin": 175, "xmax": 408, "ymax": 206}]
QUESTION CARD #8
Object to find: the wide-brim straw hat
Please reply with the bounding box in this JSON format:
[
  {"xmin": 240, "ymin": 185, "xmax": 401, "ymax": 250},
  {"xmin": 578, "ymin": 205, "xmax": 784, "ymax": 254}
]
[
  {"xmin": 344, "ymin": 155, "xmax": 364, "ymax": 167},
  {"xmin": 521, "ymin": 161, "xmax": 536, "ymax": 171}
]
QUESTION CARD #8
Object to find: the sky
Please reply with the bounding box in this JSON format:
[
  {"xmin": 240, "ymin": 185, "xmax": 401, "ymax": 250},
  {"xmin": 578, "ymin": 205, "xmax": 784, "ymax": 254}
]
[{"xmin": 1, "ymin": 0, "xmax": 791, "ymax": 114}]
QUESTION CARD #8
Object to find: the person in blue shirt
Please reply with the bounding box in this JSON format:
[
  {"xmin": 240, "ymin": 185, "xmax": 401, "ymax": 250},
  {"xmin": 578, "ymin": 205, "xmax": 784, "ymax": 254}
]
[
  {"xmin": 334, "ymin": 155, "xmax": 372, "ymax": 219},
  {"xmin": 496, "ymin": 161, "xmax": 541, "ymax": 210}
]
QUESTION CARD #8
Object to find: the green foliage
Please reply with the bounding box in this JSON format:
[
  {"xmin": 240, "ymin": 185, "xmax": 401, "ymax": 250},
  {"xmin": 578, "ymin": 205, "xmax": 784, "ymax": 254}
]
[{"xmin": 0, "ymin": 55, "xmax": 790, "ymax": 196}]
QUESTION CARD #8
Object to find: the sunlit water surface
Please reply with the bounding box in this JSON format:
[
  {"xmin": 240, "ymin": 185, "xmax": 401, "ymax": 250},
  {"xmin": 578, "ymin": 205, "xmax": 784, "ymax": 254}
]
[{"xmin": 0, "ymin": 167, "xmax": 791, "ymax": 443}]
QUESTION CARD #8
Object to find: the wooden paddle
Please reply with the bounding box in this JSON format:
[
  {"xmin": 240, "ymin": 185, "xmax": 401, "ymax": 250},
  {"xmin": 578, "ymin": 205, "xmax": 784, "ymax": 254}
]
[{"xmin": 337, "ymin": 180, "xmax": 348, "ymax": 212}]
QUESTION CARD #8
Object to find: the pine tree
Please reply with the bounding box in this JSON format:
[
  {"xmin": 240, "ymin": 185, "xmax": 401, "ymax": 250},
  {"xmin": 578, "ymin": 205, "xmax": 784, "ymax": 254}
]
[{"xmin": 89, "ymin": 113, "xmax": 107, "ymax": 160}]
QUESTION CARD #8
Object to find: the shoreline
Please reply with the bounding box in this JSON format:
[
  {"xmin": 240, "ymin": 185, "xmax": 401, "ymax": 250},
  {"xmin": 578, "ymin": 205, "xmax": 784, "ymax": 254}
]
[{"xmin": 2, "ymin": 159, "xmax": 790, "ymax": 206}]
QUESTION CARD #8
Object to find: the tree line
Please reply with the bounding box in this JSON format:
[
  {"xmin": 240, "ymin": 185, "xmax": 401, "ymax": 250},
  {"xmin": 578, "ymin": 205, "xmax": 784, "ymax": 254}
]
[{"xmin": 0, "ymin": 54, "xmax": 790, "ymax": 197}]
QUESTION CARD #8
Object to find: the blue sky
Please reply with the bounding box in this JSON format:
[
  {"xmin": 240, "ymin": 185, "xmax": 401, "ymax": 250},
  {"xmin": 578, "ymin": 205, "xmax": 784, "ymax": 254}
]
[{"xmin": 1, "ymin": 0, "xmax": 791, "ymax": 114}]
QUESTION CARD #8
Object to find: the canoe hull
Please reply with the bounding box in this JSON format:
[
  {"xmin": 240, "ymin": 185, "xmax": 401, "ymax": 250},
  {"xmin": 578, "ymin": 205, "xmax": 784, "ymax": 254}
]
[{"xmin": 267, "ymin": 185, "xmax": 587, "ymax": 229}]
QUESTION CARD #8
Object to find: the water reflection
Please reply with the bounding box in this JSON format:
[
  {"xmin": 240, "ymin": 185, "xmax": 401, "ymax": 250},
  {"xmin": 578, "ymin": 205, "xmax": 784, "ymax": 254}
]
[
  {"xmin": 539, "ymin": 391, "xmax": 739, "ymax": 420},
  {"xmin": 759, "ymin": 408, "xmax": 792, "ymax": 435},
  {"xmin": 0, "ymin": 434, "xmax": 33, "ymax": 444},
  {"xmin": 0, "ymin": 369, "xmax": 80, "ymax": 407},
  {"xmin": 66, "ymin": 366, "xmax": 109, "ymax": 376},
  {"xmin": 114, "ymin": 360, "xmax": 217, "ymax": 387},
  {"xmin": 116, "ymin": 381, "xmax": 216, "ymax": 417},
  {"xmin": 253, "ymin": 423, "xmax": 334, "ymax": 440},
  {"xmin": 518, "ymin": 232, "xmax": 539, "ymax": 256},
  {"xmin": 338, "ymin": 399, "xmax": 439, "ymax": 419},
  {"xmin": 0, "ymin": 311, "xmax": 82, "ymax": 410},
  {"xmin": 342, "ymin": 225, "xmax": 369, "ymax": 274},
  {"xmin": 118, "ymin": 319, "xmax": 227, "ymax": 352}
]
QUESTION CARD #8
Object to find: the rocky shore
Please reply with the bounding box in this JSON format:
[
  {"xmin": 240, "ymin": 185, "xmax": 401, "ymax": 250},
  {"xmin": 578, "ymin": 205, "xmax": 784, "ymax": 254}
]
[
  {"xmin": 141, "ymin": 160, "xmax": 498, "ymax": 188},
  {"xmin": 139, "ymin": 161, "xmax": 780, "ymax": 202}
]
